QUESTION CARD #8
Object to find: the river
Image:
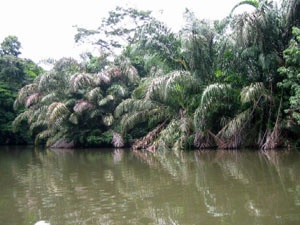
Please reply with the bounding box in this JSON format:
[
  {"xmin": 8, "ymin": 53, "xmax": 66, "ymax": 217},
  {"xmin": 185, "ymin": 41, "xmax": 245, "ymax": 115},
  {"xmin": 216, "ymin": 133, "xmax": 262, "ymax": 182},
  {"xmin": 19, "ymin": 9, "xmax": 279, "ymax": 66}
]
[{"xmin": 0, "ymin": 146, "xmax": 299, "ymax": 225}]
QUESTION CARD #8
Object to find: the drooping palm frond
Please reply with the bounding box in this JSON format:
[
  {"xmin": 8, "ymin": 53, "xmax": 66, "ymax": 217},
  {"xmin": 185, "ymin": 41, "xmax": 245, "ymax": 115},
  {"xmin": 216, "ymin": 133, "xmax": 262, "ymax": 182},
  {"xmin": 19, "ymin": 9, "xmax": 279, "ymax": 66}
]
[
  {"xmin": 98, "ymin": 95, "xmax": 114, "ymax": 106},
  {"xmin": 230, "ymin": 0, "xmax": 259, "ymax": 16},
  {"xmin": 114, "ymin": 98, "xmax": 159, "ymax": 118},
  {"xmin": 281, "ymin": 0, "xmax": 300, "ymax": 37},
  {"xmin": 51, "ymin": 117, "xmax": 65, "ymax": 130},
  {"xmin": 163, "ymin": 71, "xmax": 198, "ymax": 100},
  {"xmin": 132, "ymin": 120, "xmax": 168, "ymax": 151},
  {"xmin": 38, "ymin": 71, "xmax": 57, "ymax": 91},
  {"xmin": 145, "ymin": 75, "xmax": 168, "ymax": 100},
  {"xmin": 114, "ymin": 99, "xmax": 135, "ymax": 118},
  {"xmin": 123, "ymin": 65, "xmax": 139, "ymax": 84},
  {"xmin": 194, "ymin": 83, "xmax": 234, "ymax": 130},
  {"xmin": 120, "ymin": 111, "xmax": 148, "ymax": 134},
  {"xmin": 107, "ymin": 66, "xmax": 122, "ymax": 78},
  {"xmin": 87, "ymin": 87, "xmax": 103, "ymax": 102},
  {"xmin": 30, "ymin": 105, "xmax": 48, "ymax": 124},
  {"xmin": 177, "ymin": 115, "xmax": 193, "ymax": 149},
  {"xmin": 65, "ymin": 98, "xmax": 77, "ymax": 108},
  {"xmin": 107, "ymin": 84, "xmax": 128, "ymax": 98},
  {"xmin": 144, "ymin": 70, "xmax": 200, "ymax": 105},
  {"xmin": 47, "ymin": 102, "xmax": 70, "ymax": 125},
  {"xmin": 73, "ymin": 100, "xmax": 94, "ymax": 113},
  {"xmin": 131, "ymin": 78, "xmax": 154, "ymax": 99},
  {"xmin": 261, "ymin": 98, "xmax": 282, "ymax": 150},
  {"xmin": 201, "ymin": 83, "xmax": 232, "ymax": 108},
  {"xmin": 155, "ymin": 119, "xmax": 180, "ymax": 151},
  {"xmin": 16, "ymin": 83, "xmax": 38, "ymax": 105},
  {"xmin": 29, "ymin": 120, "xmax": 48, "ymax": 132},
  {"xmin": 240, "ymin": 82, "xmax": 272, "ymax": 104},
  {"xmin": 41, "ymin": 93, "xmax": 57, "ymax": 104},
  {"xmin": 120, "ymin": 108, "xmax": 164, "ymax": 134},
  {"xmin": 216, "ymin": 108, "xmax": 252, "ymax": 148},
  {"xmin": 97, "ymin": 71, "xmax": 111, "ymax": 84},
  {"xmin": 34, "ymin": 129, "xmax": 54, "ymax": 145},
  {"xmin": 12, "ymin": 110, "xmax": 32, "ymax": 132},
  {"xmin": 46, "ymin": 131, "xmax": 67, "ymax": 147},
  {"xmin": 69, "ymin": 72, "xmax": 96, "ymax": 92},
  {"xmin": 25, "ymin": 93, "xmax": 39, "ymax": 107},
  {"xmin": 194, "ymin": 129, "xmax": 215, "ymax": 149}
]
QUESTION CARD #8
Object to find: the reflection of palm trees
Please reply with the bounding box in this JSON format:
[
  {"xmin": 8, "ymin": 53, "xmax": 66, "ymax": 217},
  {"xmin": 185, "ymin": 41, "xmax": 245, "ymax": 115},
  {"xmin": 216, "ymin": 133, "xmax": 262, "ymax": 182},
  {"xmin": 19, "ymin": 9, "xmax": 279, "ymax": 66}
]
[
  {"xmin": 132, "ymin": 149, "xmax": 300, "ymax": 224},
  {"xmin": 2, "ymin": 147, "xmax": 299, "ymax": 225},
  {"xmin": 112, "ymin": 149, "xmax": 124, "ymax": 164}
]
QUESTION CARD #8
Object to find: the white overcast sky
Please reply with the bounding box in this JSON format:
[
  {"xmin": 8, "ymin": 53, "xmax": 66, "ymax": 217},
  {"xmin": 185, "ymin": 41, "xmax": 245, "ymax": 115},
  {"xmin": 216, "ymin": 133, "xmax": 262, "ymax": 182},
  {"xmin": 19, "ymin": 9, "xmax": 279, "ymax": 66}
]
[{"xmin": 0, "ymin": 0, "xmax": 250, "ymax": 63}]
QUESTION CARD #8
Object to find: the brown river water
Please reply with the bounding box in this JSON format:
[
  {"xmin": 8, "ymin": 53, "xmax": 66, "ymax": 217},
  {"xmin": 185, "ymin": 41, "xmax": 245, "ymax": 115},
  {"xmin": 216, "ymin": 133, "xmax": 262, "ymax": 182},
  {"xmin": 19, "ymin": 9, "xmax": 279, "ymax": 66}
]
[{"xmin": 0, "ymin": 146, "xmax": 299, "ymax": 225}]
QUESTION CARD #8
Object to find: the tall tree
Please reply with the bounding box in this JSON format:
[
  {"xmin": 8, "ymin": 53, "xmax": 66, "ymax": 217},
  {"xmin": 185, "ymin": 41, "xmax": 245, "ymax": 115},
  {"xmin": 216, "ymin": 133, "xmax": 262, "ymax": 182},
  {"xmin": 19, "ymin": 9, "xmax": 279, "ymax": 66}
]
[
  {"xmin": 0, "ymin": 36, "xmax": 43, "ymax": 144},
  {"xmin": 0, "ymin": 35, "xmax": 21, "ymax": 57}
]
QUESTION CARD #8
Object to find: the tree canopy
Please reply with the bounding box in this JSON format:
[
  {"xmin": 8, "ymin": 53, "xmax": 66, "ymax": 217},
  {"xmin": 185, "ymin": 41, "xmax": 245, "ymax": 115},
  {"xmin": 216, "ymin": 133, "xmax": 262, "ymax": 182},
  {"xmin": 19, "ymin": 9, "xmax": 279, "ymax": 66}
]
[{"xmin": 10, "ymin": 0, "xmax": 300, "ymax": 150}]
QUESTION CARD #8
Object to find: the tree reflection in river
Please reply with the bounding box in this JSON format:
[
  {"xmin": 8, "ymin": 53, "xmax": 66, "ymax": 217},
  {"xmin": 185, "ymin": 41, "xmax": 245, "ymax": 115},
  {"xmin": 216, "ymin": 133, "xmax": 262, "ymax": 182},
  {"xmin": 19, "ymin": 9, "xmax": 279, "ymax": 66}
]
[{"xmin": 0, "ymin": 147, "xmax": 299, "ymax": 225}]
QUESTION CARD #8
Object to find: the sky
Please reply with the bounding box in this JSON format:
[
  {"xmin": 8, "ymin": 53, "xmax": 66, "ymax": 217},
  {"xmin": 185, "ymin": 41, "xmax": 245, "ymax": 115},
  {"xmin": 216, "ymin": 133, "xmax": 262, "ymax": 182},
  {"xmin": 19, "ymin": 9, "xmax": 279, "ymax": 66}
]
[{"xmin": 0, "ymin": 0, "xmax": 249, "ymax": 63}]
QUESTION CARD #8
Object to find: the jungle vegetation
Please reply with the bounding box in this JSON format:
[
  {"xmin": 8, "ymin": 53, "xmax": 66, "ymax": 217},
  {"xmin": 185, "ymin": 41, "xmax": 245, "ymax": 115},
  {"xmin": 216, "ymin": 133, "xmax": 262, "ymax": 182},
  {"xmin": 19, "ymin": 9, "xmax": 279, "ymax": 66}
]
[
  {"xmin": 0, "ymin": 36, "xmax": 43, "ymax": 144},
  {"xmin": 8, "ymin": 0, "xmax": 300, "ymax": 150}
]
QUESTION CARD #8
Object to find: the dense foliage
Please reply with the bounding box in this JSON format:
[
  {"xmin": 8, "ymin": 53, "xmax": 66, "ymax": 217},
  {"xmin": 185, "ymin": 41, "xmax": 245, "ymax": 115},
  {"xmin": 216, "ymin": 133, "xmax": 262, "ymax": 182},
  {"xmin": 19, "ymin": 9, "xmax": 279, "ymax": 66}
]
[
  {"xmin": 11, "ymin": 0, "xmax": 300, "ymax": 150},
  {"xmin": 0, "ymin": 36, "xmax": 43, "ymax": 144}
]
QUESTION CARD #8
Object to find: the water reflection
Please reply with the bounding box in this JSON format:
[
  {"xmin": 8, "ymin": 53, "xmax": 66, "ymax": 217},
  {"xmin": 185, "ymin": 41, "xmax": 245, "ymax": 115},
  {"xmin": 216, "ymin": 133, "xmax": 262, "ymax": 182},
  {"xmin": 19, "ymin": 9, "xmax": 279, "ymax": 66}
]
[{"xmin": 0, "ymin": 147, "xmax": 299, "ymax": 225}]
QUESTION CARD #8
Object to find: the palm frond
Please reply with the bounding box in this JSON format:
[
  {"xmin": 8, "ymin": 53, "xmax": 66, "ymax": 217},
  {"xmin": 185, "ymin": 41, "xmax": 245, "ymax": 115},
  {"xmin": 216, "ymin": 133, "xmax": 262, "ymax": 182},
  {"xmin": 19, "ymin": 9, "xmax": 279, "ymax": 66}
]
[
  {"xmin": 30, "ymin": 120, "xmax": 48, "ymax": 132},
  {"xmin": 102, "ymin": 113, "xmax": 114, "ymax": 126},
  {"xmin": 69, "ymin": 113, "xmax": 79, "ymax": 124},
  {"xmin": 201, "ymin": 83, "xmax": 232, "ymax": 108},
  {"xmin": 163, "ymin": 71, "xmax": 197, "ymax": 100},
  {"xmin": 132, "ymin": 120, "xmax": 168, "ymax": 151},
  {"xmin": 87, "ymin": 87, "xmax": 102, "ymax": 102},
  {"xmin": 97, "ymin": 71, "xmax": 111, "ymax": 84},
  {"xmin": 65, "ymin": 98, "xmax": 77, "ymax": 108},
  {"xmin": 25, "ymin": 93, "xmax": 39, "ymax": 107},
  {"xmin": 240, "ymin": 82, "xmax": 272, "ymax": 103},
  {"xmin": 123, "ymin": 65, "xmax": 139, "ymax": 84},
  {"xmin": 156, "ymin": 119, "xmax": 179, "ymax": 151},
  {"xmin": 108, "ymin": 66, "xmax": 122, "ymax": 78},
  {"xmin": 46, "ymin": 131, "xmax": 66, "ymax": 147},
  {"xmin": 13, "ymin": 99, "xmax": 21, "ymax": 111},
  {"xmin": 33, "ymin": 105, "xmax": 48, "ymax": 123},
  {"xmin": 217, "ymin": 108, "xmax": 252, "ymax": 140},
  {"xmin": 69, "ymin": 72, "xmax": 95, "ymax": 92},
  {"xmin": 178, "ymin": 115, "xmax": 193, "ymax": 149},
  {"xmin": 230, "ymin": 1, "xmax": 259, "ymax": 16},
  {"xmin": 12, "ymin": 111, "xmax": 31, "ymax": 132},
  {"xmin": 47, "ymin": 102, "xmax": 70, "ymax": 125},
  {"xmin": 194, "ymin": 83, "xmax": 235, "ymax": 132},
  {"xmin": 132, "ymin": 78, "xmax": 153, "ymax": 99},
  {"xmin": 73, "ymin": 100, "xmax": 94, "ymax": 113},
  {"xmin": 98, "ymin": 95, "xmax": 114, "ymax": 106},
  {"xmin": 115, "ymin": 99, "xmax": 158, "ymax": 118},
  {"xmin": 145, "ymin": 75, "xmax": 168, "ymax": 100},
  {"xmin": 41, "ymin": 93, "xmax": 57, "ymax": 104},
  {"xmin": 35, "ymin": 129, "xmax": 54, "ymax": 145},
  {"xmin": 89, "ymin": 109, "xmax": 102, "ymax": 119},
  {"xmin": 120, "ymin": 109, "xmax": 157, "ymax": 134},
  {"xmin": 38, "ymin": 71, "xmax": 56, "ymax": 91},
  {"xmin": 16, "ymin": 83, "xmax": 38, "ymax": 105},
  {"xmin": 107, "ymin": 84, "xmax": 128, "ymax": 98}
]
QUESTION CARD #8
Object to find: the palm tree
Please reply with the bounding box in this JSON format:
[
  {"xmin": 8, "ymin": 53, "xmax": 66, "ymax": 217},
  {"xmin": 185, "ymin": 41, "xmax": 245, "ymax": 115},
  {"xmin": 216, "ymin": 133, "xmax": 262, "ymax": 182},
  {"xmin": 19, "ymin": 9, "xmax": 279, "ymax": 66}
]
[
  {"xmin": 194, "ymin": 82, "xmax": 276, "ymax": 149},
  {"xmin": 13, "ymin": 57, "xmax": 139, "ymax": 148},
  {"xmin": 116, "ymin": 70, "xmax": 201, "ymax": 151}
]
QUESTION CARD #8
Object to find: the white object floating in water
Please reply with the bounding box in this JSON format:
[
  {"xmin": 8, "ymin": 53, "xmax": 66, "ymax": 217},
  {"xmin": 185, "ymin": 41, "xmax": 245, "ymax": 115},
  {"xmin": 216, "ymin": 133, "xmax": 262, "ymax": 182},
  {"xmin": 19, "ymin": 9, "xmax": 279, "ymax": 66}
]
[{"xmin": 34, "ymin": 221, "xmax": 50, "ymax": 225}]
